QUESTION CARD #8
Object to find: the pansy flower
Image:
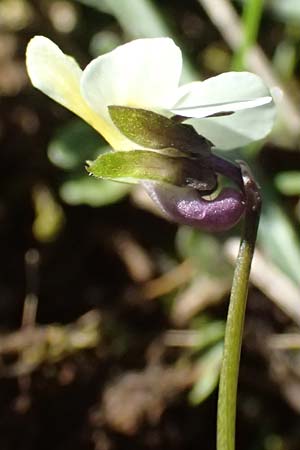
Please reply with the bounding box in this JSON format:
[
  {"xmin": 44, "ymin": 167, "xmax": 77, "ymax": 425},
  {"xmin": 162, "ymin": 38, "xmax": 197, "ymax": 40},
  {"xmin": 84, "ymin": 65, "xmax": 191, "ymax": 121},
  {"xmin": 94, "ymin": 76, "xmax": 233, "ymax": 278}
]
[{"xmin": 26, "ymin": 36, "xmax": 275, "ymax": 231}]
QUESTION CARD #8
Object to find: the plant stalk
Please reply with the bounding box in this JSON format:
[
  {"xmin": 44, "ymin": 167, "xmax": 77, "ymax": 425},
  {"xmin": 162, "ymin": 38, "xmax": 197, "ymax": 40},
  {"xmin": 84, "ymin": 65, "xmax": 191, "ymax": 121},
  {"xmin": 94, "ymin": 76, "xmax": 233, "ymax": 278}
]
[
  {"xmin": 217, "ymin": 161, "xmax": 261, "ymax": 450},
  {"xmin": 233, "ymin": 0, "xmax": 264, "ymax": 70},
  {"xmin": 211, "ymin": 154, "xmax": 243, "ymax": 190}
]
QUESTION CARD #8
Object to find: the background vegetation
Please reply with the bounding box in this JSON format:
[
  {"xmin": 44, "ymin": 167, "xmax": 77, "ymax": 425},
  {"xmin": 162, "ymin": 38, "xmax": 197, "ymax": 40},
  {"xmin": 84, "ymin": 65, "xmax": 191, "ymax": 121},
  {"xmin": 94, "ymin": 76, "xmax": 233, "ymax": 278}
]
[{"xmin": 1, "ymin": 1, "xmax": 300, "ymax": 449}]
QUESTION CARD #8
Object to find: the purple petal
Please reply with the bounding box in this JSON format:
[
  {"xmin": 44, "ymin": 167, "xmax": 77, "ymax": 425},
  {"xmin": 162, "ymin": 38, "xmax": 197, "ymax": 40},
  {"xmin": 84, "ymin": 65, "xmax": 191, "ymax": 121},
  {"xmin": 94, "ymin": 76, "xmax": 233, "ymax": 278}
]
[{"xmin": 143, "ymin": 182, "xmax": 245, "ymax": 232}]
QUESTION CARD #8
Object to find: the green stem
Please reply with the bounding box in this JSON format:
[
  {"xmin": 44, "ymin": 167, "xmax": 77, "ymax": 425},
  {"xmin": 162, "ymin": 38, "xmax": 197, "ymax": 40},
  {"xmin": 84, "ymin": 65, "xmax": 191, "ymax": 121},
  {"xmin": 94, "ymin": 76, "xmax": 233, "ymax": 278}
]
[
  {"xmin": 217, "ymin": 161, "xmax": 261, "ymax": 450},
  {"xmin": 232, "ymin": 0, "xmax": 264, "ymax": 70}
]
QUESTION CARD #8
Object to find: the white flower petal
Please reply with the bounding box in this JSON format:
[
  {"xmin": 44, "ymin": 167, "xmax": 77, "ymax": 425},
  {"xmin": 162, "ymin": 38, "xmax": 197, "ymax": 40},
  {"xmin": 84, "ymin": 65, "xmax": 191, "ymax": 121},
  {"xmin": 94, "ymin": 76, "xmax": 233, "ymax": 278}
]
[
  {"xmin": 172, "ymin": 72, "xmax": 272, "ymax": 118},
  {"xmin": 80, "ymin": 37, "xmax": 182, "ymax": 124},
  {"xmin": 171, "ymin": 96, "xmax": 272, "ymax": 118},
  {"xmin": 187, "ymin": 101, "xmax": 275, "ymax": 150}
]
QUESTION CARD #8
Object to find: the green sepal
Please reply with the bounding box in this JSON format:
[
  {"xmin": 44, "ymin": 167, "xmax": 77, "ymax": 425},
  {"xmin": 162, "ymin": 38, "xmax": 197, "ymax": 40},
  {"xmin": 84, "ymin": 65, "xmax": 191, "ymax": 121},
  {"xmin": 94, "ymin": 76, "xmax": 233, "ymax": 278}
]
[
  {"xmin": 87, "ymin": 150, "xmax": 217, "ymax": 192},
  {"xmin": 108, "ymin": 106, "xmax": 212, "ymax": 157}
]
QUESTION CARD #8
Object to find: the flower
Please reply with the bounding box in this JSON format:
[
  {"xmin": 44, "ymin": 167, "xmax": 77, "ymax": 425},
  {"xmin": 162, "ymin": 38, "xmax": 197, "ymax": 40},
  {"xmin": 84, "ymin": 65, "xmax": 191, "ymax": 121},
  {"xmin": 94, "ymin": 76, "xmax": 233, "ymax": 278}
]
[
  {"xmin": 26, "ymin": 36, "xmax": 275, "ymax": 231},
  {"xmin": 26, "ymin": 36, "xmax": 275, "ymax": 151}
]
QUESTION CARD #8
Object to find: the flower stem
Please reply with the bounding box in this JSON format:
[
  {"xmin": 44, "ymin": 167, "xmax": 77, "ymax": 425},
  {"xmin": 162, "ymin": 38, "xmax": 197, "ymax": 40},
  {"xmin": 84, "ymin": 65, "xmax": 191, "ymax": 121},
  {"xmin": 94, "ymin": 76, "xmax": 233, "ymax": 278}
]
[
  {"xmin": 211, "ymin": 154, "xmax": 243, "ymax": 190},
  {"xmin": 217, "ymin": 161, "xmax": 261, "ymax": 450},
  {"xmin": 232, "ymin": 0, "xmax": 264, "ymax": 70}
]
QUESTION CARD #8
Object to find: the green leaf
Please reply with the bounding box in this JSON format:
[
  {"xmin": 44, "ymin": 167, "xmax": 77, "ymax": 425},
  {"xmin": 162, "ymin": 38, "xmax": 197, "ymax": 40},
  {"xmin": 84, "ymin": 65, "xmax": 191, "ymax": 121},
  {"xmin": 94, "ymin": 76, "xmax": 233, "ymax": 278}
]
[
  {"xmin": 60, "ymin": 176, "xmax": 130, "ymax": 207},
  {"xmin": 275, "ymin": 171, "xmax": 300, "ymax": 196},
  {"xmin": 259, "ymin": 201, "xmax": 300, "ymax": 285},
  {"xmin": 259, "ymin": 182, "xmax": 300, "ymax": 285},
  {"xmin": 267, "ymin": 0, "xmax": 300, "ymax": 24},
  {"xmin": 176, "ymin": 227, "xmax": 232, "ymax": 277},
  {"xmin": 48, "ymin": 119, "xmax": 108, "ymax": 171},
  {"xmin": 189, "ymin": 320, "xmax": 225, "ymax": 352},
  {"xmin": 108, "ymin": 106, "xmax": 212, "ymax": 158},
  {"xmin": 88, "ymin": 150, "xmax": 217, "ymax": 191},
  {"xmin": 32, "ymin": 186, "xmax": 65, "ymax": 242},
  {"xmin": 189, "ymin": 343, "xmax": 223, "ymax": 405}
]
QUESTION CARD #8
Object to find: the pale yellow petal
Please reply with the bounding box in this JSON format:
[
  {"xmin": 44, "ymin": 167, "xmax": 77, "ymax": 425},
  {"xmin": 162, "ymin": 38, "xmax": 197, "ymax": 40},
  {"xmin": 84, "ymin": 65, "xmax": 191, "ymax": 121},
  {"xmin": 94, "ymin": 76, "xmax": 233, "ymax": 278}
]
[{"xmin": 26, "ymin": 36, "xmax": 132, "ymax": 149}]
